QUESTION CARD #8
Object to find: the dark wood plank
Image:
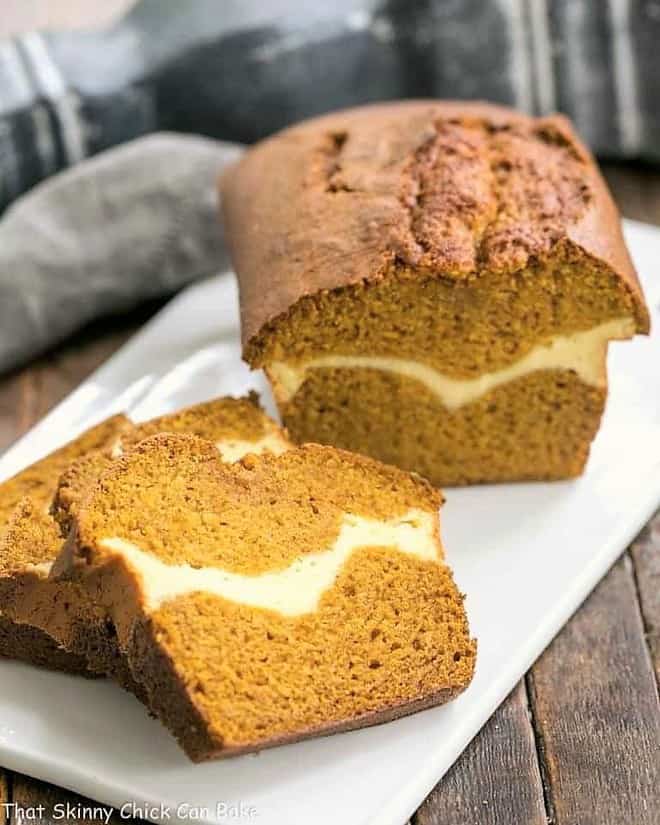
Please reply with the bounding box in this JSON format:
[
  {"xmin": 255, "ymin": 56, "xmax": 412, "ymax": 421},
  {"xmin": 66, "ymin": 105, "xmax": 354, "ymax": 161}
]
[
  {"xmin": 602, "ymin": 163, "xmax": 660, "ymax": 226},
  {"xmin": 527, "ymin": 555, "xmax": 660, "ymax": 825},
  {"xmin": 0, "ymin": 373, "xmax": 22, "ymax": 453},
  {"xmin": 630, "ymin": 509, "xmax": 660, "ymax": 685},
  {"xmin": 414, "ymin": 681, "xmax": 547, "ymax": 825},
  {"xmin": 0, "ymin": 770, "xmax": 9, "ymax": 825},
  {"xmin": 10, "ymin": 773, "xmax": 128, "ymax": 825}
]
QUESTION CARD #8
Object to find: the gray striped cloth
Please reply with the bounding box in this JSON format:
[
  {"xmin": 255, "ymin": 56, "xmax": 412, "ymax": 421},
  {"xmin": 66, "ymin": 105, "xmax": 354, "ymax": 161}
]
[{"xmin": 0, "ymin": 134, "xmax": 242, "ymax": 374}]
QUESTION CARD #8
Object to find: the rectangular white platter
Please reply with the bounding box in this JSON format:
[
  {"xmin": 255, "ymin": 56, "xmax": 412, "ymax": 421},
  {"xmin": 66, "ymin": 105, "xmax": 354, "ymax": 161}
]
[{"xmin": 0, "ymin": 219, "xmax": 659, "ymax": 825}]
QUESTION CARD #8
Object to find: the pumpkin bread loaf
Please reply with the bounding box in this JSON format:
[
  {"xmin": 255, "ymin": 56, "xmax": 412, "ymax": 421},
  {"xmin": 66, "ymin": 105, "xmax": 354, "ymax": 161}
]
[
  {"xmin": 57, "ymin": 434, "xmax": 475, "ymax": 761},
  {"xmin": 221, "ymin": 100, "xmax": 650, "ymax": 486},
  {"xmin": 0, "ymin": 396, "xmax": 290, "ymax": 682}
]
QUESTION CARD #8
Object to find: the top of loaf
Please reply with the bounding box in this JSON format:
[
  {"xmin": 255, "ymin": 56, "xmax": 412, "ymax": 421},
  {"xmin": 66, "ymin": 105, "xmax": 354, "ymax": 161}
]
[{"xmin": 221, "ymin": 100, "xmax": 649, "ymax": 349}]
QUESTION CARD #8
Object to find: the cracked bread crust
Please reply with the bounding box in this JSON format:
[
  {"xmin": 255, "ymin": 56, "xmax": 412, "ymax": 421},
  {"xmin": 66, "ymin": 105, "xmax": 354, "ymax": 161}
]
[
  {"xmin": 221, "ymin": 100, "xmax": 649, "ymax": 360},
  {"xmin": 125, "ymin": 391, "xmax": 283, "ymax": 446}
]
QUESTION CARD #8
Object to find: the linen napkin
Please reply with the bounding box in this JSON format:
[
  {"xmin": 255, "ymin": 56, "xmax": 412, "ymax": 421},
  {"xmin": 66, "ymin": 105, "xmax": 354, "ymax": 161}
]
[{"xmin": 0, "ymin": 133, "xmax": 242, "ymax": 374}]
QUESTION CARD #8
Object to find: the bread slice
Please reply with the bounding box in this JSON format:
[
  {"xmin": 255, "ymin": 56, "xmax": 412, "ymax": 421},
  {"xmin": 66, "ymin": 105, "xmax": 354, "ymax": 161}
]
[
  {"xmin": 0, "ymin": 396, "xmax": 290, "ymax": 680},
  {"xmin": 0, "ymin": 415, "xmax": 130, "ymax": 674},
  {"xmin": 222, "ymin": 100, "xmax": 650, "ymax": 485},
  {"xmin": 57, "ymin": 434, "xmax": 475, "ymax": 760}
]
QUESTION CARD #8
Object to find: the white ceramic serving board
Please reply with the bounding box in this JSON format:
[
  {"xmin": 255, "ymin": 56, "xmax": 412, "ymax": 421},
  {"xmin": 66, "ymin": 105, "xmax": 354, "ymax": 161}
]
[{"xmin": 0, "ymin": 220, "xmax": 659, "ymax": 825}]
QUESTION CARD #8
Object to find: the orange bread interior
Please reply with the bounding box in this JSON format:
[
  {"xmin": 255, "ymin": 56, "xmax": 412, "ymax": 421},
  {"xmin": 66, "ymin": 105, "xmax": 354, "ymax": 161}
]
[{"xmin": 61, "ymin": 435, "xmax": 475, "ymax": 760}]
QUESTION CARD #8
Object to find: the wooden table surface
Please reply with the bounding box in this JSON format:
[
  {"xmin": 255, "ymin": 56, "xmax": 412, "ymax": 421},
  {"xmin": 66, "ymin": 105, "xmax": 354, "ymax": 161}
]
[
  {"xmin": 0, "ymin": 165, "xmax": 657, "ymax": 825},
  {"xmin": 0, "ymin": 5, "xmax": 659, "ymax": 824}
]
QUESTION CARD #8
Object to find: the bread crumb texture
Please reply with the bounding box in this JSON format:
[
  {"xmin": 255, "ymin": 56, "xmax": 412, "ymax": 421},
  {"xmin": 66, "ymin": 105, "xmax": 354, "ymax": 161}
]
[
  {"xmin": 282, "ymin": 368, "xmax": 606, "ymax": 486},
  {"xmin": 73, "ymin": 435, "xmax": 474, "ymax": 760}
]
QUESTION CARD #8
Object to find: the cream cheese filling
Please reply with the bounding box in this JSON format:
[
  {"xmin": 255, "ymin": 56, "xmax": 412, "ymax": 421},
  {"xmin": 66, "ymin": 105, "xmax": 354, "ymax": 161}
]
[
  {"xmin": 268, "ymin": 318, "xmax": 635, "ymax": 410},
  {"xmin": 26, "ymin": 561, "xmax": 52, "ymax": 577},
  {"xmin": 215, "ymin": 431, "xmax": 289, "ymax": 462},
  {"xmin": 99, "ymin": 508, "xmax": 439, "ymax": 617},
  {"xmin": 115, "ymin": 431, "xmax": 288, "ymax": 462}
]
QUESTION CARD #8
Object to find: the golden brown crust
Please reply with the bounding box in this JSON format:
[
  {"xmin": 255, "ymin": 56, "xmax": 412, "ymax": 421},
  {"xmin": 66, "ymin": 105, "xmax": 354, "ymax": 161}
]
[
  {"xmin": 0, "ymin": 497, "xmax": 140, "ymax": 690},
  {"xmin": 52, "ymin": 451, "xmax": 116, "ymax": 535},
  {"xmin": 0, "ymin": 416, "xmax": 130, "ymax": 678},
  {"xmin": 125, "ymin": 392, "xmax": 281, "ymax": 446},
  {"xmin": 221, "ymin": 100, "xmax": 649, "ymax": 351}
]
